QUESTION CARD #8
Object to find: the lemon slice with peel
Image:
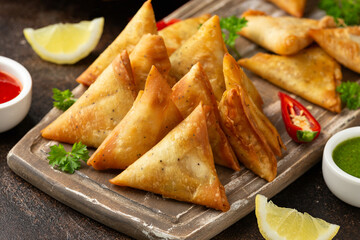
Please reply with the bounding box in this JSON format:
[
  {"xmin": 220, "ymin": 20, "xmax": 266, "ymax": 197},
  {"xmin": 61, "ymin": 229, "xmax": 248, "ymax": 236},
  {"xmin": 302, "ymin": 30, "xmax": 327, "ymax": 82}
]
[
  {"xmin": 23, "ymin": 17, "xmax": 104, "ymax": 64},
  {"xmin": 255, "ymin": 194, "xmax": 340, "ymax": 240}
]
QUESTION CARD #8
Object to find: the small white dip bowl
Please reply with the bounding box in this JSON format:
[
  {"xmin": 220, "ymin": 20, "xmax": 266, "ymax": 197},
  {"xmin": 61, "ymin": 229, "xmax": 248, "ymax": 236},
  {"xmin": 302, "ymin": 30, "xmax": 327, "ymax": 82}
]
[
  {"xmin": 0, "ymin": 56, "xmax": 32, "ymax": 133},
  {"xmin": 323, "ymin": 127, "xmax": 360, "ymax": 208}
]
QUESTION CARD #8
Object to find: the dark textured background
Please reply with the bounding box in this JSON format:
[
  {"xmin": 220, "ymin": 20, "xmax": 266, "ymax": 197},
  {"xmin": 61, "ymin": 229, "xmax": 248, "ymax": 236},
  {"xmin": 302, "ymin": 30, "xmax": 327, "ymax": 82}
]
[{"xmin": 0, "ymin": 0, "xmax": 359, "ymax": 239}]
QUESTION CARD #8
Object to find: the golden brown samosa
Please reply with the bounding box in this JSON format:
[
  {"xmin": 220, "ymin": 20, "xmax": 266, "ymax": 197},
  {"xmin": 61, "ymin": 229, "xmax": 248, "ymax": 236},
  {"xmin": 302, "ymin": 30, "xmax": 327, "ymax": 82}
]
[
  {"xmin": 219, "ymin": 87, "xmax": 278, "ymax": 182},
  {"xmin": 87, "ymin": 66, "xmax": 182, "ymax": 170},
  {"xmin": 223, "ymin": 53, "xmax": 263, "ymax": 110},
  {"xmin": 169, "ymin": 15, "xmax": 228, "ymax": 101},
  {"xmin": 110, "ymin": 103, "xmax": 230, "ymax": 212},
  {"xmin": 41, "ymin": 51, "xmax": 136, "ymax": 147},
  {"xmin": 159, "ymin": 14, "xmax": 211, "ymax": 56},
  {"xmin": 76, "ymin": 0, "xmax": 157, "ymax": 86},
  {"xmin": 239, "ymin": 10, "xmax": 320, "ymax": 55},
  {"xmin": 268, "ymin": 0, "xmax": 306, "ymax": 18},
  {"xmin": 223, "ymin": 53, "xmax": 285, "ymax": 157},
  {"xmin": 171, "ymin": 62, "xmax": 240, "ymax": 171},
  {"xmin": 238, "ymin": 46, "xmax": 342, "ymax": 113},
  {"xmin": 309, "ymin": 26, "xmax": 360, "ymax": 74},
  {"xmin": 129, "ymin": 34, "xmax": 173, "ymax": 91}
]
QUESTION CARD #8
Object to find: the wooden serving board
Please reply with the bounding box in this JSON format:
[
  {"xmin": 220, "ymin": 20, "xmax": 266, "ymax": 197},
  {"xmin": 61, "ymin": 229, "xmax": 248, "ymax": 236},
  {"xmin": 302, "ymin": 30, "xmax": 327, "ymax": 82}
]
[{"xmin": 7, "ymin": 0, "xmax": 360, "ymax": 239}]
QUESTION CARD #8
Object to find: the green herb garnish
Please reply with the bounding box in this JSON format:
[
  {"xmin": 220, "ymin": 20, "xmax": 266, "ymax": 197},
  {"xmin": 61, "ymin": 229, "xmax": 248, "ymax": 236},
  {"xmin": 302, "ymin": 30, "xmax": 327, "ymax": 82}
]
[
  {"xmin": 220, "ymin": 16, "xmax": 247, "ymax": 59},
  {"xmin": 52, "ymin": 88, "xmax": 76, "ymax": 111},
  {"xmin": 319, "ymin": 0, "xmax": 360, "ymax": 26},
  {"xmin": 47, "ymin": 142, "xmax": 90, "ymax": 174},
  {"xmin": 336, "ymin": 81, "xmax": 360, "ymax": 110}
]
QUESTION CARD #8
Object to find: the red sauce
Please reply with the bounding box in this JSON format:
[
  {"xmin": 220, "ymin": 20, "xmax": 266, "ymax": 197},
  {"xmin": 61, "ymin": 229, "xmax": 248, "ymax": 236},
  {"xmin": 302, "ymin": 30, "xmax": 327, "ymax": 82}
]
[{"xmin": 0, "ymin": 71, "xmax": 22, "ymax": 104}]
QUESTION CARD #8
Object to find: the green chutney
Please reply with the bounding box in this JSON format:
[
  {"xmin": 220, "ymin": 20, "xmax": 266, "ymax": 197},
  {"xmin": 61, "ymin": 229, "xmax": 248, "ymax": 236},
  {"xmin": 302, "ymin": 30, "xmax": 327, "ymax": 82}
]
[{"xmin": 332, "ymin": 137, "xmax": 360, "ymax": 179}]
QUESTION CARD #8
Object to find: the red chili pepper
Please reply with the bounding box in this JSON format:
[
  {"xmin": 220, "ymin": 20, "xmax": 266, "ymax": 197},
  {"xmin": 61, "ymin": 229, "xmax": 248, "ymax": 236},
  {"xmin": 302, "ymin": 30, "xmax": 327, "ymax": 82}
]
[
  {"xmin": 156, "ymin": 19, "xmax": 181, "ymax": 30},
  {"xmin": 278, "ymin": 92, "xmax": 321, "ymax": 143}
]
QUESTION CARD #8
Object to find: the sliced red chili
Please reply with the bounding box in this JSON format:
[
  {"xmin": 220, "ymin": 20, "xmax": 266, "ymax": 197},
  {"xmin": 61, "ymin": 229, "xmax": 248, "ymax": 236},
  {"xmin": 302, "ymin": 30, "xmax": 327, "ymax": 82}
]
[
  {"xmin": 156, "ymin": 18, "xmax": 181, "ymax": 30},
  {"xmin": 278, "ymin": 92, "xmax": 321, "ymax": 143}
]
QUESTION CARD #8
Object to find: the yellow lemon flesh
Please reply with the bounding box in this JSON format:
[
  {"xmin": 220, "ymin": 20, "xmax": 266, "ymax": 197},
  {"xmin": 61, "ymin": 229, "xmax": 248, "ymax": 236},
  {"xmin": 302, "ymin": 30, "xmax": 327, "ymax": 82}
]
[
  {"xmin": 255, "ymin": 194, "xmax": 340, "ymax": 240},
  {"xmin": 24, "ymin": 17, "xmax": 104, "ymax": 64}
]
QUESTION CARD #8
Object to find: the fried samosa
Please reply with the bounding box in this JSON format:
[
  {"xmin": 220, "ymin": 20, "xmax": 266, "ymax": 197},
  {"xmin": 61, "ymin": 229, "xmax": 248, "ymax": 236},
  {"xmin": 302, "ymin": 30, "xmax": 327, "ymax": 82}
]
[
  {"xmin": 41, "ymin": 51, "xmax": 136, "ymax": 147},
  {"xmin": 309, "ymin": 26, "xmax": 360, "ymax": 74},
  {"xmin": 87, "ymin": 66, "xmax": 182, "ymax": 170},
  {"xmin": 159, "ymin": 14, "xmax": 211, "ymax": 56},
  {"xmin": 239, "ymin": 10, "xmax": 320, "ymax": 55},
  {"xmin": 223, "ymin": 53, "xmax": 263, "ymax": 110},
  {"xmin": 110, "ymin": 103, "xmax": 230, "ymax": 212},
  {"xmin": 238, "ymin": 46, "xmax": 342, "ymax": 113},
  {"xmin": 219, "ymin": 89, "xmax": 278, "ymax": 182},
  {"xmin": 169, "ymin": 15, "xmax": 228, "ymax": 101},
  {"xmin": 268, "ymin": 0, "xmax": 306, "ymax": 18},
  {"xmin": 76, "ymin": 0, "xmax": 157, "ymax": 86},
  {"xmin": 224, "ymin": 53, "xmax": 285, "ymax": 157},
  {"xmin": 129, "ymin": 34, "xmax": 172, "ymax": 91},
  {"xmin": 171, "ymin": 62, "xmax": 240, "ymax": 171}
]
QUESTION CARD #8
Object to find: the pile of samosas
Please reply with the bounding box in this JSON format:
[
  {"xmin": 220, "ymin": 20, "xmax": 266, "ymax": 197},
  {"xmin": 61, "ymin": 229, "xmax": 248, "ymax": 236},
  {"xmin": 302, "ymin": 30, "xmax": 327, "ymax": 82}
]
[{"xmin": 42, "ymin": 0, "xmax": 360, "ymax": 211}]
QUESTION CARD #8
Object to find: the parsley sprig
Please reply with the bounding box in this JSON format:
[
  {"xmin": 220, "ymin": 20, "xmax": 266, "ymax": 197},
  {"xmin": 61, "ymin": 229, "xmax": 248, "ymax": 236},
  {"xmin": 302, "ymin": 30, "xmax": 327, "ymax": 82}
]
[
  {"xmin": 52, "ymin": 88, "xmax": 77, "ymax": 111},
  {"xmin": 319, "ymin": 0, "xmax": 360, "ymax": 26},
  {"xmin": 220, "ymin": 16, "xmax": 248, "ymax": 59},
  {"xmin": 47, "ymin": 142, "xmax": 90, "ymax": 174},
  {"xmin": 336, "ymin": 81, "xmax": 360, "ymax": 110}
]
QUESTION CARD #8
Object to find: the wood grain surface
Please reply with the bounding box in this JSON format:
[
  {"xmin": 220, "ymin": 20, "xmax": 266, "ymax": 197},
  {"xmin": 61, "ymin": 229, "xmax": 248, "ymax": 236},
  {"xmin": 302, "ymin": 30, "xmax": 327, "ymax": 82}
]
[{"xmin": 2, "ymin": 0, "xmax": 360, "ymax": 239}]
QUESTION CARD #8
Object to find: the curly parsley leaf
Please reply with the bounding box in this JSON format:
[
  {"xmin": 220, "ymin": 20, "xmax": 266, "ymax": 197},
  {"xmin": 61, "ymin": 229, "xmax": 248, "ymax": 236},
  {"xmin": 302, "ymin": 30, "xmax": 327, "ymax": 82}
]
[
  {"xmin": 336, "ymin": 81, "xmax": 360, "ymax": 110},
  {"xmin": 52, "ymin": 88, "xmax": 77, "ymax": 111},
  {"xmin": 220, "ymin": 16, "xmax": 247, "ymax": 59},
  {"xmin": 47, "ymin": 142, "xmax": 90, "ymax": 174},
  {"xmin": 319, "ymin": 0, "xmax": 360, "ymax": 26}
]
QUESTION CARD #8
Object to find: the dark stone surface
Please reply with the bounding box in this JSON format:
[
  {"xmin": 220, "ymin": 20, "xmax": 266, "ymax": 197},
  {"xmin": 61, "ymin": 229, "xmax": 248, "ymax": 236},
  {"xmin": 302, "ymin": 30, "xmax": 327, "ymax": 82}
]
[{"xmin": 0, "ymin": 0, "xmax": 359, "ymax": 239}]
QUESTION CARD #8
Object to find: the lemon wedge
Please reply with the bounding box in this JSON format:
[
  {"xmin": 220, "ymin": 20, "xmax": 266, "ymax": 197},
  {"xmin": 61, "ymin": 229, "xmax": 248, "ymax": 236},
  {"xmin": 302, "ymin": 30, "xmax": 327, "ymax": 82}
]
[
  {"xmin": 255, "ymin": 194, "xmax": 340, "ymax": 240},
  {"xmin": 23, "ymin": 17, "xmax": 104, "ymax": 64}
]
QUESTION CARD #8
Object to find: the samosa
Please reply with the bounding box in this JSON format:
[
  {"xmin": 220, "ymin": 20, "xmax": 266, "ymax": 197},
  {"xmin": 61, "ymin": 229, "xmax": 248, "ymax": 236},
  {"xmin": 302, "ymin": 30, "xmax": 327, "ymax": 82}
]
[
  {"xmin": 224, "ymin": 53, "xmax": 285, "ymax": 156},
  {"xmin": 76, "ymin": 0, "xmax": 157, "ymax": 86},
  {"xmin": 171, "ymin": 62, "xmax": 240, "ymax": 171},
  {"xmin": 87, "ymin": 66, "xmax": 182, "ymax": 170},
  {"xmin": 169, "ymin": 15, "xmax": 228, "ymax": 101},
  {"xmin": 239, "ymin": 10, "xmax": 321, "ymax": 55},
  {"xmin": 268, "ymin": 0, "xmax": 306, "ymax": 18},
  {"xmin": 129, "ymin": 34, "xmax": 173, "ymax": 91},
  {"xmin": 110, "ymin": 103, "xmax": 230, "ymax": 212},
  {"xmin": 41, "ymin": 51, "xmax": 136, "ymax": 147},
  {"xmin": 309, "ymin": 26, "xmax": 360, "ymax": 74},
  {"xmin": 159, "ymin": 14, "xmax": 211, "ymax": 56},
  {"xmin": 238, "ymin": 46, "xmax": 342, "ymax": 113},
  {"xmin": 219, "ymin": 54, "xmax": 285, "ymax": 182}
]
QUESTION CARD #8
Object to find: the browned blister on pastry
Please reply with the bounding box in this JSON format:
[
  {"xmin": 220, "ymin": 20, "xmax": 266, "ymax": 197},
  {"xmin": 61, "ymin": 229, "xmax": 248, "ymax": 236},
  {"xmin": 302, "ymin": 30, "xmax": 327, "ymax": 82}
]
[
  {"xmin": 169, "ymin": 15, "xmax": 228, "ymax": 101},
  {"xmin": 41, "ymin": 51, "xmax": 136, "ymax": 148},
  {"xmin": 76, "ymin": 0, "xmax": 157, "ymax": 86},
  {"xmin": 268, "ymin": 0, "xmax": 306, "ymax": 18},
  {"xmin": 172, "ymin": 62, "xmax": 240, "ymax": 171},
  {"xmin": 239, "ymin": 9, "xmax": 319, "ymax": 55},
  {"xmin": 238, "ymin": 46, "xmax": 342, "ymax": 113},
  {"xmin": 129, "ymin": 34, "xmax": 173, "ymax": 91},
  {"xmin": 159, "ymin": 14, "xmax": 211, "ymax": 56},
  {"xmin": 110, "ymin": 103, "xmax": 230, "ymax": 212},
  {"xmin": 87, "ymin": 65, "xmax": 182, "ymax": 170},
  {"xmin": 309, "ymin": 26, "xmax": 360, "ymax": 74}
]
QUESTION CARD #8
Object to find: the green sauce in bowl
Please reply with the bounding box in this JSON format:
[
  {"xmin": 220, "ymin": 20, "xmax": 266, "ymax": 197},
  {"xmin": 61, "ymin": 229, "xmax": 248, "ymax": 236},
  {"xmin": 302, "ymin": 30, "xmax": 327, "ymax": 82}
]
[{"xmin": 332, "ymin": 137, "xmax": 360, "ymax": 179}]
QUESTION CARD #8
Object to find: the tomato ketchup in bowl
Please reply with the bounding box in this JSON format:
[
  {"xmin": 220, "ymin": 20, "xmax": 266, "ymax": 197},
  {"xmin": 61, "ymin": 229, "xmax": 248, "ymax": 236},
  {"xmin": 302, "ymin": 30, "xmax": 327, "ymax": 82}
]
[
  {"xmin": 0, "ymin": 56, "xmax": 32, "ymax": 133},
  {"xmin": 0, "ymin": 71, "xmax": 22, "ymax": 104}
]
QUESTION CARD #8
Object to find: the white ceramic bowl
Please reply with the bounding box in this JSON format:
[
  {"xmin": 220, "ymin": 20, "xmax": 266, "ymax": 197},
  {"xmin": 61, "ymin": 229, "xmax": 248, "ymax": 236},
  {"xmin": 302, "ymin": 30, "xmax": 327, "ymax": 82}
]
[
  {"xmin": 0, "ymin": 56, "xmax": 32, "ymax": 133},
  {"xmin": 323, "ymin": 127, "xmax": 360, "ymax": 208}
]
